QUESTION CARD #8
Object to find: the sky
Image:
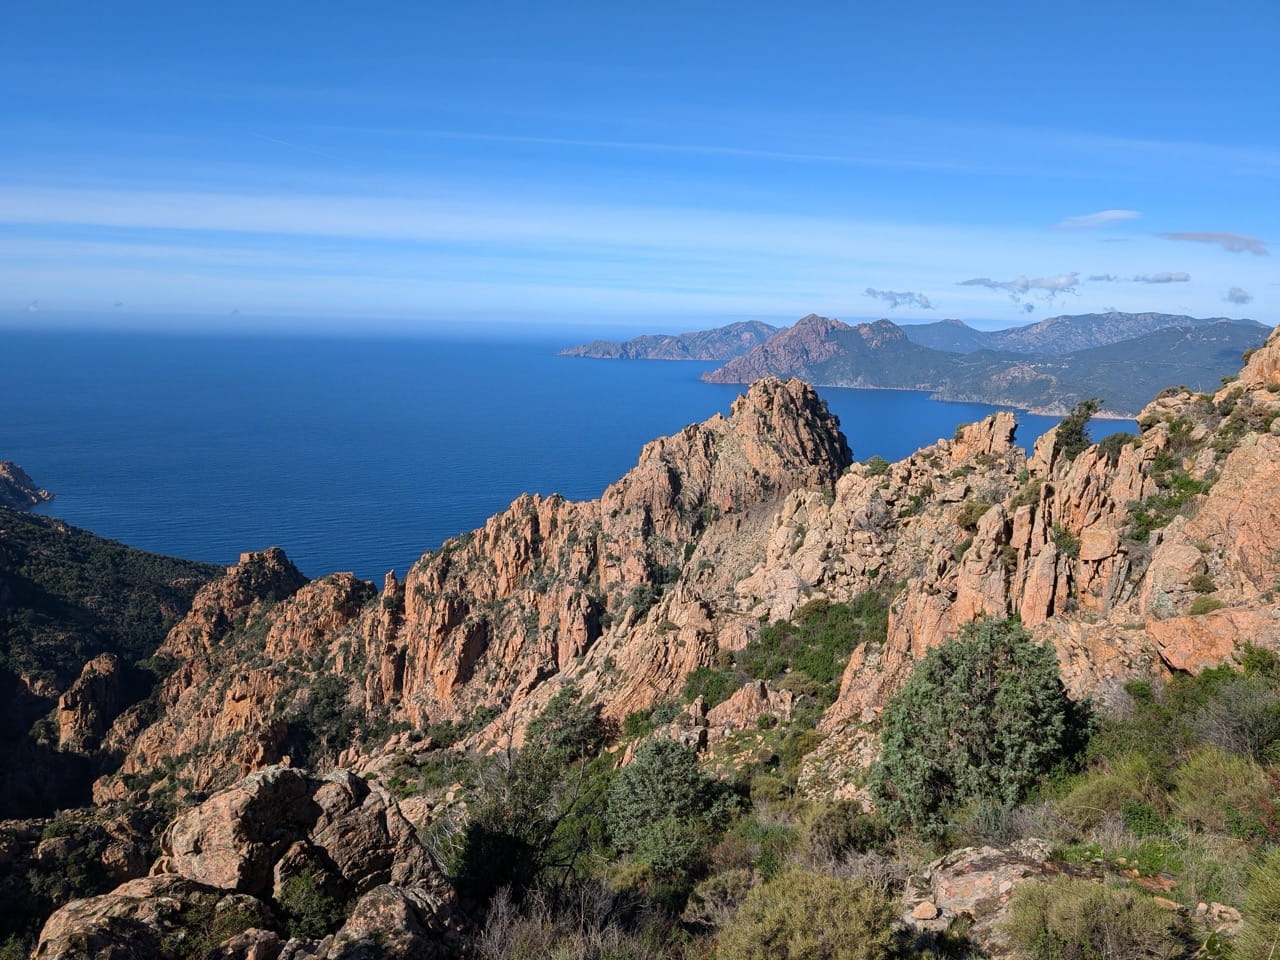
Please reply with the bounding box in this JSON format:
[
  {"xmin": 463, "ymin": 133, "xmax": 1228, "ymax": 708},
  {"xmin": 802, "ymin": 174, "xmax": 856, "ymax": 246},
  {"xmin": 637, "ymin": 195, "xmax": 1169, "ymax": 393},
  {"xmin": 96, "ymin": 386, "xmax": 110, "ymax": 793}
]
[{"xmin": 1, "ymin": 0, "xmax": 1277, "ymax": 334}]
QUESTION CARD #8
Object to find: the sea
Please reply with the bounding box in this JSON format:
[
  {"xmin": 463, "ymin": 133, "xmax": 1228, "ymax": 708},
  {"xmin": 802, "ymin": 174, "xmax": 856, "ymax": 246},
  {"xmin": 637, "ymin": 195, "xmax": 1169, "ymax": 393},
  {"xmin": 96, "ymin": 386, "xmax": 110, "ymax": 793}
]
[{"xmin": 1, "ymin": 331, "xmax": 1132, "ymax": 583}]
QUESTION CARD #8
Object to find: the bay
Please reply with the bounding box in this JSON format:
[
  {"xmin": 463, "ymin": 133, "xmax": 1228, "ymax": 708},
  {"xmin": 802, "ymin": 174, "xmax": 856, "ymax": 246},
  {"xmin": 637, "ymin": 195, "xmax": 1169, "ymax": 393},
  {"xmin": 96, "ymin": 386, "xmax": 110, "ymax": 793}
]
[{"xmin": 0, "ymin": 331, "xmax": 1131, "ymax": 582}]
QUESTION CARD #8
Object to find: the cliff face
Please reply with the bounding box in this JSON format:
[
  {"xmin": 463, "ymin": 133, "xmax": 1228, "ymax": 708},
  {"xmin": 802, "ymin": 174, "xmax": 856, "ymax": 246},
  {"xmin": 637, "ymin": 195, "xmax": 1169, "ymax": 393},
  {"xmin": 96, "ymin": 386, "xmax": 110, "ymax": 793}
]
[
  {"xmin": 99, "ymin": 378, "xmax": 852, "ymax": 797},
  {"xmin": 93, "ymin": 328, "xmax": 1280, "ymax": 807}
]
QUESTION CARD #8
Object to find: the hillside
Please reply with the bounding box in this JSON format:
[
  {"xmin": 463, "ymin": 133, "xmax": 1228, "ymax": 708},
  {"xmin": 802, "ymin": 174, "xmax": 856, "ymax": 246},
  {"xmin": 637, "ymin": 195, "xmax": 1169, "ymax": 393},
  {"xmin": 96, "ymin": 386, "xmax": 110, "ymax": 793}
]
[
  {"xmin": 704, "ymin": 314, "xmax": 1269, "ymax": 415},
  {"xmin": 9, "ymin": 327, "xmax": 1280, "ymax": 958},
  {"xmin": 0, "ymin": 504, "xmax": 220, "ymax": 817},
  {"xmin": 560, "ymin": 319, "xmax": 780, "ymax": 360},
  {"xmin": 900, "ymin": 311, "xmax": 1259, "ymax": 356}
]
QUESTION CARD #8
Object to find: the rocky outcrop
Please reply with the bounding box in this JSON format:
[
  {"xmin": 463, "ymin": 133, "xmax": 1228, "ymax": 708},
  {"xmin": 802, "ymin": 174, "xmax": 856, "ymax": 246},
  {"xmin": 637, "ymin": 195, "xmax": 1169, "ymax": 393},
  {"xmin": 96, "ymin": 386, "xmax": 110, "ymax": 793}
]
[
  {"xmin": 39, "ymin": 767, "xmax": 459, "ymax": 960},
  {"xmin": 57, "ymin": 653, "xmax": 125, "ymax": 752},
  {"xmin": 0, "ymin": 460, "xmax": 53, "ymax": 510}
]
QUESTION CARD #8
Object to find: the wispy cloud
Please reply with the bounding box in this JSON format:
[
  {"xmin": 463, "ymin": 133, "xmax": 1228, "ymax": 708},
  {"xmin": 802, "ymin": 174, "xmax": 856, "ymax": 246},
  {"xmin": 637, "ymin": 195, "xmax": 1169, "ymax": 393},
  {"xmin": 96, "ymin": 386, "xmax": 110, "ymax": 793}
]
[
  {"xmin": 1226, "ymin": 286, "xmax": 1254, "ymax": 304},
  {"xmin": 957, "ymin": 272, "xmax": 1080, "ymax": 308},
  {"xmin": 1157, "ymin": 231, "xmax": 1269, "ymax": 255},
  {"xmin": 1133, "ymin": 272, "xmax": 1190, "ymax": 284},
  {"xmin": 1089, "ymin": 272, "xmax": 1190, "ymax": 284},
  {"xmin": 864, "ymin": 287, "xmax": 933, "ymax": 310},
  {"xmin": 1057, "ymin": 209, "xmax": 1141, "ymax": 229}
]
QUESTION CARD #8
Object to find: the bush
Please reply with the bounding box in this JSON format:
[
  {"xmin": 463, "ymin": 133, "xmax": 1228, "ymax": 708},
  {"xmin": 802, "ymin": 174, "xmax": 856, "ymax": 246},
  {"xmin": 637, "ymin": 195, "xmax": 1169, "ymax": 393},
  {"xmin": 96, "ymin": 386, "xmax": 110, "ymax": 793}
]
[
  {"xmin": 870, "ymin": 617, "xmax": 1081, "ymax": 835},
  {"xmin": 1236, "ymin": 848, "xmax": 1280, "ymax": 960},
  {"xmin": 804, "ymin": 802, "xmax": 890, "ymax": 863},
  {"xmin": 524, "ymin": 683, "xmax": 609, "ymax": 767},
  {"xmin": 863, "ymin": 455, "xmax": 890, "ymax": 477},
  {"xmin": 955, "ymin": 499, "xmax": 992, "ymax": 532},
  {"xmin": 716, "ymin": 870, "xmax": 897, "ymax": 960},
  {"xmin": 1053, "ymin": 399, "xmax": 1101, "ymax": 463},
  {"xmin": 1188, "ymin": 596, "xmax": 1225, "ymax": 616},
  {"xmin": 1056, "ymin": 753, "xmax": 1167, "ymax": 833},
  {"xmin": 278, "ymin": 867, "xmax": 346, "ymax": 940},
  {"xmin": 1004, "ymin": 876, "xmax": 1179, "ymax": 960},
  {"xmin": 607, "ymin": 738, "xmax": 736, "ymax": 878},
  {"xmin": 1170, "ymin": 746, "xmax": 1268, "ymax": 837}
]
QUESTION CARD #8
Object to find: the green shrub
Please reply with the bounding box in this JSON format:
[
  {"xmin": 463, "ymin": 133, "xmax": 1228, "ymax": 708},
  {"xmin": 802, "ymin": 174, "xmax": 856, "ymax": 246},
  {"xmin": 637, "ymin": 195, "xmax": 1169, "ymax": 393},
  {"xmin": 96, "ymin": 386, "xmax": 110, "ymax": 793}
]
[
  {"xmin": 1189, "ymin": 596, "xmax": 1225, "ymax": 616},
  {"xmin": 1189, "ymin": 573, "xmax": 1217, "ymax": 594},
  {"xmin": 524, "ymin": 682, "xmax": 609, "ymax": 766},
  {"xmin": 863, "ymin": 456, "xmax": 891, "ymax": 477},
  {"xmin": 716, "ymin": 870, "xmax": 897, "ymax": 960},
  {"xmin": 955, "ymin": 499, "xmax": 992, "ymax": 532},
  {"xmin": 1004, "ymin": 876, "xmax": 1179, "ymax": 960},
  {"xmin": 682, "ymin": 665, "xmax": 737, "ymax": 708},
  {"xmin": 1056, "ymin": 753, "xmax": 1167, "ymax": 833},
  {"xmin": 1170, "ymin": 746, "xmax": 1268, "ymax": 837},
  {"xmin": 278, "ymin": 868, "xmax": 346, "ymax": 940},
  {"xmin": 607, "ymin": 738, "xmax": 736, "ymax": 878},
  {"xmin": 870, "ymin": 617, "xmax": 1081, "ymax": 835},
  {"xmin": 804, "ymin": 802, "xmax": 890, "ymax": 862},
  {"xmin": 1235, "ymin": 848, "xmax": 1280, "ymax": 960},
  {"xmin": 1097, "ymin": 432, "xmax": 1138, "ymax": 467}
]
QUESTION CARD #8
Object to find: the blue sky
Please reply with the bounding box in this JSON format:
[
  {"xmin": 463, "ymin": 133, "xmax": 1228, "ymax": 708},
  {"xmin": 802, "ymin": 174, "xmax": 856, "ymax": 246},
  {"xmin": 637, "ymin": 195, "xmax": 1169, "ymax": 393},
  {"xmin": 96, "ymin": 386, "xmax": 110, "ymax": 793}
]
[{"xmin": 1, "ymin": 0, "xmax": 1276, "ymax": 333}]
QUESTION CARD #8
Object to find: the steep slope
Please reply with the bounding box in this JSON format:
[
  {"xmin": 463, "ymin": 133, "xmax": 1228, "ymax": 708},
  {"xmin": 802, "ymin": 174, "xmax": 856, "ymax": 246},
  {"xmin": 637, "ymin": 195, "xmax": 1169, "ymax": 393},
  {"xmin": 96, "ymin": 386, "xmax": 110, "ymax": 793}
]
[
  {"xmin": 96, "ymin": 378, "xmax": 852, "ymax": 800},
  {"xmin": 0, "ymin": 505, "xmax": 219, "ymax": 816},
  {"xmin": 560, "ymin": 320, "xmax": 780, "ymax": 360}
]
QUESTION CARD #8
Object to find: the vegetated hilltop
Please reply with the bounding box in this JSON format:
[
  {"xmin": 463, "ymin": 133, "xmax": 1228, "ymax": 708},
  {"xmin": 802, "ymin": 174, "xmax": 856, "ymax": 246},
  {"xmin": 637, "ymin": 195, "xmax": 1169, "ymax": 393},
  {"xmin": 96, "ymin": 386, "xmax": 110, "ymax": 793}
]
[
  {"xmin": 11, "ymin": 329, "xmax": 1280, "ymax": 958},
  {"xmin": 560, "ymin": 319, "xmax": 780, "ymax": 360},
  {"xmin": 904, "ymin": 310, "xmax": 1260, "ymax": 356},
  {"xmin": 702, "ymin": 312, "xmax": 1269, "ymax": 415},
  {"xmin": 0, "ymin": 503, "xmax": 221, "ymax": 818}
]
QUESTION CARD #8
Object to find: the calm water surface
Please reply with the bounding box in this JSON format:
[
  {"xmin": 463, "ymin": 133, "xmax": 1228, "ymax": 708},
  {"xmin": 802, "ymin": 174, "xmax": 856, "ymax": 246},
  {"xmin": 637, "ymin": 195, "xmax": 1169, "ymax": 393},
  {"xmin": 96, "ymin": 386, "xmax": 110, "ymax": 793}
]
[{"xmin": 1, "ymin": 332, "xmax": 1129, "ymax": 581}]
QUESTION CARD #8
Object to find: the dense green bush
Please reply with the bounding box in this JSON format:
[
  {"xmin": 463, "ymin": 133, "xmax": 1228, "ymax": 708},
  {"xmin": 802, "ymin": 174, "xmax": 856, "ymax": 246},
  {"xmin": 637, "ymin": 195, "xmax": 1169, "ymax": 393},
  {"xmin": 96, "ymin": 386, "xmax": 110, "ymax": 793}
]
[
  {"xmin": 715, "ymin": 870, "xmax": 897, "ymax": 960},
  {"xmin": 870, "ymin": 617, "xmax": 1081, "ymax": 835},
  {"xmin": 1004, "ymin": 876, "xmax": 1179, "ymax": 960},
  {"xmin": 278, "ymin": 867, "xmax": 346, "ymax": 940},
  {"xmin": 607, "ymin": 738, "xmax": 736, "ymax": 878},
  {"xmin": 524, "ymin": 683, "xmax": 610, "ymax": 767}
]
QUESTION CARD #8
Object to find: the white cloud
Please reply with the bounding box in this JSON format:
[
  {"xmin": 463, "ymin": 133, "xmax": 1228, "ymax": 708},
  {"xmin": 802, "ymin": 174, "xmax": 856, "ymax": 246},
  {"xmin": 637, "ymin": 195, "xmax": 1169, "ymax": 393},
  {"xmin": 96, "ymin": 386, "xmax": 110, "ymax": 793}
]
[
  {"xmin": 1226, "ymin": 287, "xmax": 1254, "ymax": 304},
  {"xmin": 864, "ymin": 288, "xmax": 934, "ymax": 310},
  {"xmin": 1157, "ymin": 231, "xmax": 1269, "ymax": 255},
  {"xmin": 957, "ymin": 272, "xmax": 1080, "ymax": 306},
  {"xmin": 1057, "ymin": 209, "xmax": 1142, "ymax": 229}
]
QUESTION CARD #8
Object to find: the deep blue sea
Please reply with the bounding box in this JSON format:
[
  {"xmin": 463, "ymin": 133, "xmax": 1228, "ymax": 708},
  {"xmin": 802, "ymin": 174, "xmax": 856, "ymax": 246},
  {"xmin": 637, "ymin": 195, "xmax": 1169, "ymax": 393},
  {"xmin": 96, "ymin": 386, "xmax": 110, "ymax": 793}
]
[{"xmin": 1, "ymin": 332, "xmax": 1130, "ymax": 582}]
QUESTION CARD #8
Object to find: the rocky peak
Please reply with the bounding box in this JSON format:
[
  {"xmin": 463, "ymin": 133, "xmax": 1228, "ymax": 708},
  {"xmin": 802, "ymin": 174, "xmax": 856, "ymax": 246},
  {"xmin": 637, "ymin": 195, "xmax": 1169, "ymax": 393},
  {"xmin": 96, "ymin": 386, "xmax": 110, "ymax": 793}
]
[
  {"xmin": 857, "ymin": 318, "xmax": 908, "ymax": 347},
  {"xmin": 702, "ymin": 315, "xmax": 851, "ymax": 383}
]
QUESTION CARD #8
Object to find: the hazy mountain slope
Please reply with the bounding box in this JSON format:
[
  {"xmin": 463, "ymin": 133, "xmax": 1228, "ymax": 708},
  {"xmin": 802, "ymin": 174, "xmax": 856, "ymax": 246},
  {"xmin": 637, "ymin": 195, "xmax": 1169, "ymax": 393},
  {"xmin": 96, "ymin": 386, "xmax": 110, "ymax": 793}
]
[{"xmin": 560, "ymin": 320, "xmax": 780, "ymax": 360}]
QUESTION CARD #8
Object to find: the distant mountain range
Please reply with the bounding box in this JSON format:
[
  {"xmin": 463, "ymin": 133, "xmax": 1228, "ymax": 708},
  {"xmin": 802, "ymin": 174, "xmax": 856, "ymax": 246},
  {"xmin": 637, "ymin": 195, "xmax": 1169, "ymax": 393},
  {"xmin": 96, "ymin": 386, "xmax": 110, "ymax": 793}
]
[
  {"xmin": 560, "ymin": 320, "xmax": 780, "ymax": 360},
  {"xmin": 564, "ymin": 312, "xmax": 1271, "ymax": 416}
]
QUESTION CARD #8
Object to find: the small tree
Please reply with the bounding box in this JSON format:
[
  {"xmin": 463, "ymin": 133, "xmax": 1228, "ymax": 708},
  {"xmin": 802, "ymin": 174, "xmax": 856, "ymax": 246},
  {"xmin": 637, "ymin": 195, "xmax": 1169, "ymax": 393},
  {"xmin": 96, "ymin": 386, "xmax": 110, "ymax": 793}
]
[
  {"xmin": 870, "ymin": 617, "xmax": 1079, "ymax": 835},
  {"xmin": 1053, "ymin": 398, "xmax": 1101, "ymax": 462},
  {"xmin": 607, "ymin": 737, "xmax": 735, "ymax": 878}
]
